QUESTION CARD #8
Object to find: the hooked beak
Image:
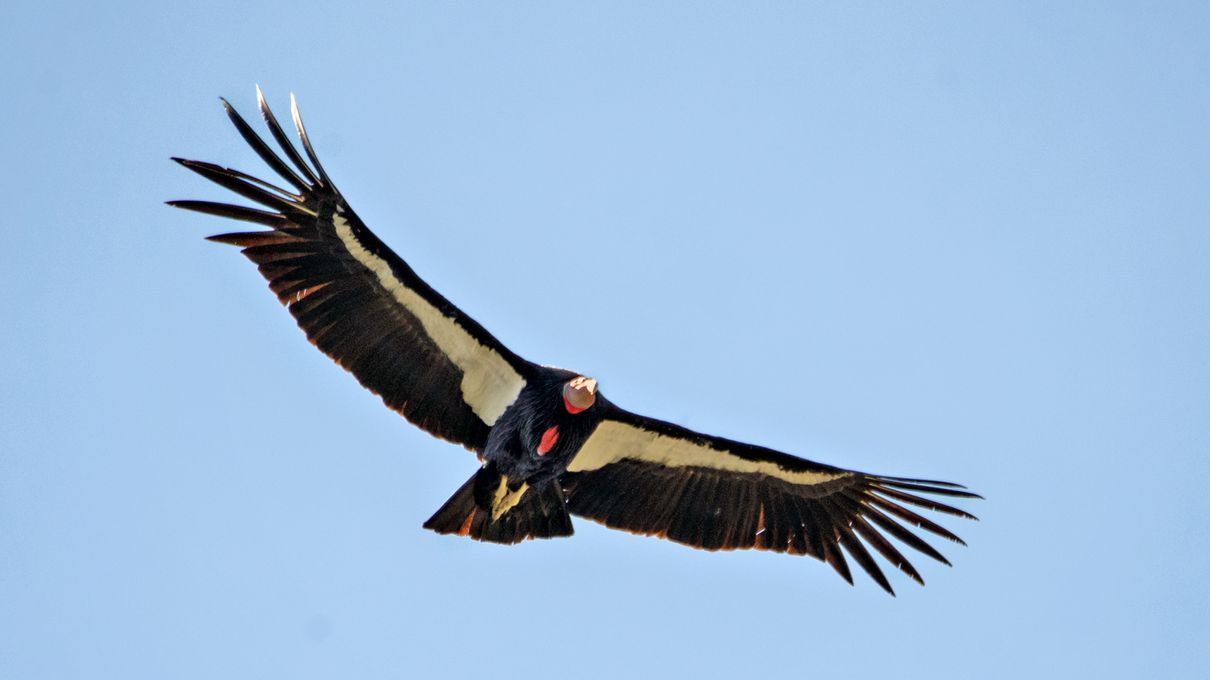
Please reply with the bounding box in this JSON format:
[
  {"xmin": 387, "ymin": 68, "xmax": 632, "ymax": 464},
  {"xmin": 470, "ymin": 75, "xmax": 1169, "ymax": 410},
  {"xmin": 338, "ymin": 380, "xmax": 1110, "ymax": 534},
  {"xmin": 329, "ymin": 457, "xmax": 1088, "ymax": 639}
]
[{"xmin": 563, "ymin": 376, "xmax": 598, "ymax": 413}]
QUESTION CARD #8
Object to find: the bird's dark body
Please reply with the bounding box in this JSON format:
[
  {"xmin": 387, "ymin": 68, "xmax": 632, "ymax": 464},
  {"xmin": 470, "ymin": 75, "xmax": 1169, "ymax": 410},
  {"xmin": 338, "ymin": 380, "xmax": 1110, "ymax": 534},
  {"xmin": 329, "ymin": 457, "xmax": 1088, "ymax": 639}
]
[
  {"xmin": 170, "ymin": 89, "xmax": 979, "ymax": 594},
  {"xmin": 421, "ymin": 369, "xmax": 607, "ymax": 543},
  {"xmin": 484, "ymin": 369, "xmax": 601, "ymax": 484}
]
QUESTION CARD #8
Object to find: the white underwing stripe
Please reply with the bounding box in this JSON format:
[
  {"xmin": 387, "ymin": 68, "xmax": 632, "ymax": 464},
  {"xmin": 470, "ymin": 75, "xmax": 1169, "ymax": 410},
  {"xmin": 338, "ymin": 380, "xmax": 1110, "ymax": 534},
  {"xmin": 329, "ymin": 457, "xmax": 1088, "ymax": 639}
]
[
  {"xmin": 333, "ymin": 208, "xmax": 526, "ymax": 424},
  {"xmin": 568, "ymin": 420, "xmax": 847, "ymax": 486}
]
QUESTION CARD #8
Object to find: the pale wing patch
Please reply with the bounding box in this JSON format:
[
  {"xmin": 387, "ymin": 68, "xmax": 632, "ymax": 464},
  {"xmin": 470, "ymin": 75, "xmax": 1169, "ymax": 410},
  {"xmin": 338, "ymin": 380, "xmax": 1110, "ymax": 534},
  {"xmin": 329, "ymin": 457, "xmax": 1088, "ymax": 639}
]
[
  {"xmin": 333, "ymin": 208, "xmax": 525, "ymax": 424},
  {"xmin": 568, "ymin": 420, "xmax": 847, "ymax": 487}
]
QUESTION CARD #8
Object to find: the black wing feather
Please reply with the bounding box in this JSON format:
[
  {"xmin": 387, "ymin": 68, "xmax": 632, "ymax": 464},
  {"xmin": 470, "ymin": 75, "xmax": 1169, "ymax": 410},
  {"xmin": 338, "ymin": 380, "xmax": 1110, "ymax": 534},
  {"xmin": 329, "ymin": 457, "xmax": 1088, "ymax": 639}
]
[
  {"xmin": 221, "ymin": 96, "xmax": 310, "ymax": 193},
  {"xmin": 254, "ymin": 87, "xmax": 323, "ymax": 187}
]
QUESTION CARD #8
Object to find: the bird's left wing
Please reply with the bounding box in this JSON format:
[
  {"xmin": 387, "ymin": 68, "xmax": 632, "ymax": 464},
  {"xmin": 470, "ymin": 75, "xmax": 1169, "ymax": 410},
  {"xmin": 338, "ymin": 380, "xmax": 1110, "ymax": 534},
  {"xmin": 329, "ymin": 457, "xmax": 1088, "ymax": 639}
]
[
  {"xmin": 169, "ymin": 89, "xmax": 533, "ymax": 452},
  {"xmin": 563, "ymin": 407, "xmax": 978, "ymax": 594}
]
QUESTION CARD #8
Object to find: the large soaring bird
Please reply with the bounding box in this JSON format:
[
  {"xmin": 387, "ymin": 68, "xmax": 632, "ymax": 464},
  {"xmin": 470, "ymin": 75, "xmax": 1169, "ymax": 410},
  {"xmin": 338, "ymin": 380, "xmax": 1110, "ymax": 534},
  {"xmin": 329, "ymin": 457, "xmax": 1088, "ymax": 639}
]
[{"xmin": 170, "ymin": 88, "xmax": 978, "ymax": 594}]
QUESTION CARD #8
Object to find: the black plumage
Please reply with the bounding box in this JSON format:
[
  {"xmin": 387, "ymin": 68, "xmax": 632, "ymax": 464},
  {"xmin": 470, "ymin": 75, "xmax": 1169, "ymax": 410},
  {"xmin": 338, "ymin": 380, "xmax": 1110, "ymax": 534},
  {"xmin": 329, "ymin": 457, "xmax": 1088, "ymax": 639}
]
[{"xmin": 170, "ymin": 88, "xmax": 979, "ymax": 594}]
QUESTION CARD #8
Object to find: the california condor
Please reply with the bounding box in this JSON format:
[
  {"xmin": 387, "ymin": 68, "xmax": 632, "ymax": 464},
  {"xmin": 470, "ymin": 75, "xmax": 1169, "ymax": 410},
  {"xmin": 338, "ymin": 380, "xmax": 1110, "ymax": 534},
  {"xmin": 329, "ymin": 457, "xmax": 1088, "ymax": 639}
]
[{"xmin": 169, "ymin": 88, "xmax": 979, "ymax": 594}]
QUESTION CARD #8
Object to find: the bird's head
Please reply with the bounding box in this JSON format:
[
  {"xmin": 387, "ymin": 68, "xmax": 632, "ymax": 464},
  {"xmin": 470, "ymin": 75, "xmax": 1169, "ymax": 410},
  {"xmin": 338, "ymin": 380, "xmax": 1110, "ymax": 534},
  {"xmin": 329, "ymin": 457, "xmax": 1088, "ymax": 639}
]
[{"xmin": 563, "ymin": 376, "xmax": 598, "ymax": 414}]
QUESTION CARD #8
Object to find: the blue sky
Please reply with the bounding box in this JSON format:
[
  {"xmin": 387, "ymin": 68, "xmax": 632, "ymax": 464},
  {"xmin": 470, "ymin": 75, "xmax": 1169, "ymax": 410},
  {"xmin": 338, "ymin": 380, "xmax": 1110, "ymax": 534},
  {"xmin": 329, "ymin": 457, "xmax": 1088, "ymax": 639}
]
[{"xmin": 2, "ymin": 2, "xmax": 1208, "ymax": 678}]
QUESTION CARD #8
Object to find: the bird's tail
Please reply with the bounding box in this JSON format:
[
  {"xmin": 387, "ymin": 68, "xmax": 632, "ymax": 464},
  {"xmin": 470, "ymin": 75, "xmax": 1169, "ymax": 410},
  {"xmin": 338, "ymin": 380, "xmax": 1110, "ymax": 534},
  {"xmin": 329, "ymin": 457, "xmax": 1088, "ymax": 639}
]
[{"xmin": 423, "ymin": 463, "xmax": 574, "ymax": 544}]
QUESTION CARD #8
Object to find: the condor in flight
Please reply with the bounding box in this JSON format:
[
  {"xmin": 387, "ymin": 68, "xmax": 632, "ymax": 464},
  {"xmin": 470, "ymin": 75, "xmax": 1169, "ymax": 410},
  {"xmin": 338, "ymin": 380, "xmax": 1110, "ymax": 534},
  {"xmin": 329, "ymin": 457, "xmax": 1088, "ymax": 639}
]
[{"xmin": 169, "ymin": 88, "xmax": 978, "ymax": 594}]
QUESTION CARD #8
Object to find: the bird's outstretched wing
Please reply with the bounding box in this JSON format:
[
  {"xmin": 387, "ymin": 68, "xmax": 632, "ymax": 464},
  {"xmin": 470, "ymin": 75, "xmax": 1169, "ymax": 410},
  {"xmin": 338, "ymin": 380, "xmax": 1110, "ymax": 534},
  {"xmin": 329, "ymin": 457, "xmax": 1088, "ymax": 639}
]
[
  {"xmin": 169, "ymin": 89, "xmax": 534, "ymax": 452},
  {"xmin": 562, "ymin": 407, "xmax": 979, "ymax": 594}
]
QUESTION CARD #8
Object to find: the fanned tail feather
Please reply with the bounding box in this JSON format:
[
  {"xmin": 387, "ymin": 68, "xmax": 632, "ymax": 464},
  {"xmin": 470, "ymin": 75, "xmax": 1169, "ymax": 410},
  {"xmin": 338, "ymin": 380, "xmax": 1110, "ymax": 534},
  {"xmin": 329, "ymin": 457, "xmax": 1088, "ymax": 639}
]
[{"xmin": 424, "ymin": 464, "xmax": 574, "ymax": 544}]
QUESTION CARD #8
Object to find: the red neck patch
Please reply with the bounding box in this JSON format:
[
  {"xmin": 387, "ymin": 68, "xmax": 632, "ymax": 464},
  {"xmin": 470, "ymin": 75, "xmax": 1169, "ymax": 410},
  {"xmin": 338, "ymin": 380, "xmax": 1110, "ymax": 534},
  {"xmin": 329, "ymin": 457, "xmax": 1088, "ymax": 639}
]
[{"xmin": 537, "ymin": 426, "xmax": 559, "ymax": 455}]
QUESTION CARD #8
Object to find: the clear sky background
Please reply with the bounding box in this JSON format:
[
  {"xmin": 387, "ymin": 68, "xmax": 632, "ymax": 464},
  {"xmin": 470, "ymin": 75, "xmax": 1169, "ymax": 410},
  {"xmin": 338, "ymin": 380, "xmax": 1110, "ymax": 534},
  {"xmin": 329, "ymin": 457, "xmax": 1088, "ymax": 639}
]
[{"xmin": 2, "ymin": 2, "xmax": 1208, "ymax": 678}]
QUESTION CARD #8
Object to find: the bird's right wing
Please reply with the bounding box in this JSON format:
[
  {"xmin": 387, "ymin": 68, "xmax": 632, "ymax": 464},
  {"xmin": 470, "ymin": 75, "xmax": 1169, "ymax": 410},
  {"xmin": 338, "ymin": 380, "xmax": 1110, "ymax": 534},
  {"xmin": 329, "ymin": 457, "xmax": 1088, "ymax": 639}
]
[
  {"xmin": 562, "ymin": 408, "xmax": 979, "ymax": 594},
  {"xmin": 169, "ymin": 89, "xmax": 534, "ymax": 452}
]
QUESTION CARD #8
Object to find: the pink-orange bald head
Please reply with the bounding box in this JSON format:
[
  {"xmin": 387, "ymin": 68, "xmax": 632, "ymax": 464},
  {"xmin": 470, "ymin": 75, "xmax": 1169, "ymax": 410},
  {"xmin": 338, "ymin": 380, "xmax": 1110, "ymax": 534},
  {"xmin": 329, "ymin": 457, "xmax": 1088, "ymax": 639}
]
[{"xmin": 563, "ymin": 376, "xmax": 598, "ymax": 414}]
